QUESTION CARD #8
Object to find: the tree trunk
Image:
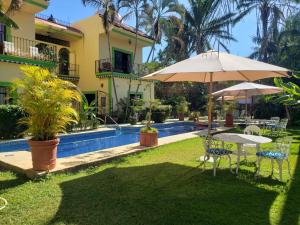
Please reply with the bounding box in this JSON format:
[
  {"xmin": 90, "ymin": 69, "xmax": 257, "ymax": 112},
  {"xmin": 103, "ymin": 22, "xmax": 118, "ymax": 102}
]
[
  {"xmin": 125, "ymin": 8, "xmax": 139, "ymax": 121},
  {"xmin": 285, "ymin": 105, "xmax": 292, "ymax": 123},
  {"xmin": 107, "ymin": 32, "xmax": 119, "ymax": 113}
]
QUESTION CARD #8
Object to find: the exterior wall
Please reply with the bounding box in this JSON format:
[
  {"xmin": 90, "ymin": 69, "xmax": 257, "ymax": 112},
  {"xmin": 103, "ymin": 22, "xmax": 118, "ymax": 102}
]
[
  {"xmin": 99, "ymin": 33, "xmax": 144, "ymax": 64},
  {"xmin": 10, "ymin": 11, "xmax": 36, "ymax": 40},
  {"xmin": 72, "ymin": 14, "xmax": 104, "ymax": 92},
  {"xmin": 111, "ymin": 78, "xmax": 154, "ymax": 112},
  {"xmin": 0, "ymin": 62, "xmax": 23, "ymax": 82}
]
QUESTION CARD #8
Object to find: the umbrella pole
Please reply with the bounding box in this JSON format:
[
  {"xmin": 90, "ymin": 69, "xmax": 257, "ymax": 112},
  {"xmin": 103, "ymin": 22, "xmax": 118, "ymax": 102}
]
[
  {"xmin": 208, "ymin": 73, "xmax": 213, "ymax": 137},
  {"xmin": 222, "ymin": 96, "xmax": 224, "ymax": 120},
  {"xmin": 245, "ymin": 91, "xmax": 248, "ymax": 117}
]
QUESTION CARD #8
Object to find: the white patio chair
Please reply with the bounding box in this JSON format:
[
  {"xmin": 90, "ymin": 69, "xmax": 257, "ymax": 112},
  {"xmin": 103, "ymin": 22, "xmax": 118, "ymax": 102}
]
[
  {"xmin": 30, "ymin": 46, "xmax": 40, "ymax": 58},
  {"xmin": 275, "ymin": 118, "xmax": 288, "ymax": 134},
  {"xmin": 256, "ymin": 136, "xmax": 292, "ymax": 181},
  {"xmin": 266, "ymin": 117, "xmax": 280, "ymax": 132},
  {"xmin": 4, "ymin": 41, "xmax": 15, "ymax": 54},
  {"xmin": 202, "ymin": 137, "xmax": 233, "ymax": 176},
  {"xmin": 242, "ymin": 125, "xmax": 262, "ymax": 160}
]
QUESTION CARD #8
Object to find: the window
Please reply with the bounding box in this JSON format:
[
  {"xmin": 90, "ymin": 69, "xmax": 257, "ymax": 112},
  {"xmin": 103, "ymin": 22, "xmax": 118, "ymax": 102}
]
[
  {"xmin": 0, "ymin": 24, "xmax": 7, "ymax": 54},
  {"xmin": 114, "ymin": 50, "xmax": 132, "ymax": 74},
  {"xmin": 0, "ymin": 86, "xmax": 10, "ymax": 104}
]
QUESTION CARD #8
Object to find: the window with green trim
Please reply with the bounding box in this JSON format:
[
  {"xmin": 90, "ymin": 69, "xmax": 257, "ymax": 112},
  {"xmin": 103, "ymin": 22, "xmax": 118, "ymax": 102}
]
[
  {"xmin": 114, "ymin": 50, "xmax": 132, "ymax": 74},
  {"xmin": 0, "ymin": 86, "xmax": 11, "ymax": 104},
  {"xmin": 0, "ymin": 24, "xmax": 7, "ymax": 54}
]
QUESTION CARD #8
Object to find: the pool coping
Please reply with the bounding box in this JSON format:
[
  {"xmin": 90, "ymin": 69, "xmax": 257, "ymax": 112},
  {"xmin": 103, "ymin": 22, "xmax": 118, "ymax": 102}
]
[{"xmin": 0, "ymin": 127, "xmax": 232, "ymax": 178}]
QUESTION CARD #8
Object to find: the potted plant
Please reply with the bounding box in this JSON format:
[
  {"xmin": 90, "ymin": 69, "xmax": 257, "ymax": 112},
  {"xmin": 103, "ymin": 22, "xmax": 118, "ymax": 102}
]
[
  {"xmin": 224, "ymin": 102, "xmax": 235, "ymax": 127},
  {"xmin": 176, "ymin": 100, "xmax": 189, "ymax": 121},
  {"xmin": 189, "ymin": 111, "xmax": 200, "ymax": 122},
  {"xmin": 14, "ymin": 66, "xmax": 81, "ymax": 171},
  {"xmin": 140, "ymin": 100, "xmax": 158, "ymax": 147}
]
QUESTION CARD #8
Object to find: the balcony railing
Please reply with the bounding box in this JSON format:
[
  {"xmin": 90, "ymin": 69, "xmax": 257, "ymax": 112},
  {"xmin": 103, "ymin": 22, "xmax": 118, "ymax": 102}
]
[
  {"xmin": 0, "ymin": 36, "xmax": 57, "ymax": 62},
  {"xmin": 56, "ymin": 63, "xmax": 80, "ymax": 82},
  {"xmin": 95, "ymin": 59, "xmax": 148, "ymax": 77}
]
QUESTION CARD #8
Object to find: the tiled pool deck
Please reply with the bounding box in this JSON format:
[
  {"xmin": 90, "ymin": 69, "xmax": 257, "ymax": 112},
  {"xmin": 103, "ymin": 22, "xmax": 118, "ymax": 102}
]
[{"xmin": 0, "ymin": 127, "xmax": 231, "ymax": 178}]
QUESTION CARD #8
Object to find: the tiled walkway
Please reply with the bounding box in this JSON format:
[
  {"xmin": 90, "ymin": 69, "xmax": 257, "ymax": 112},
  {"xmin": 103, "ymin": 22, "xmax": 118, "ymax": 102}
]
[{"xmin": 0, "ymin": 127, "xmax": 231, "ymax": 178}]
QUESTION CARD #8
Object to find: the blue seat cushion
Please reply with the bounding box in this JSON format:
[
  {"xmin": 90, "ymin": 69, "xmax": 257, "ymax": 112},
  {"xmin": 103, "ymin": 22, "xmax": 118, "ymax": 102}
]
[
  {"xmin": 207, "ymin": 148, "xmax": 232, "ymax": 155},
  {"xmin": 256, "ymin": 151, "xmax": 286, "ymax": 159}
]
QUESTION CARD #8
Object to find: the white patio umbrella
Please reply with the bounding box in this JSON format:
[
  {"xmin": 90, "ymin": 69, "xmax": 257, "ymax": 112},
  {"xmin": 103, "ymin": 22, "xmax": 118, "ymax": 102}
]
[
  {"xmin": 213, "ymin": 82, "xmax": 283, "ymax": 115},
  {"xmin": 142, "ymin": 50, "xmax": 289, "ymax": 135}
]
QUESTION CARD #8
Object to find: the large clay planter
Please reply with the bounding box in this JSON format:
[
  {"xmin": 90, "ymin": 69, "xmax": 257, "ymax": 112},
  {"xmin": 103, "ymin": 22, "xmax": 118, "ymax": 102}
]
[
  {"xmin": 225, "ymin": 113, "xmax": 234, "ymax": 127},
  {"xmin": 178, "ymin": 114, "xmax": 185, "ymax": 121},
  {"xmin": 28, "ymin": 138, "xmax": 60, "ymax": 171},
  {"xmin": 140, "ymin": 132, "xmax": 158, "ymax": 147}
]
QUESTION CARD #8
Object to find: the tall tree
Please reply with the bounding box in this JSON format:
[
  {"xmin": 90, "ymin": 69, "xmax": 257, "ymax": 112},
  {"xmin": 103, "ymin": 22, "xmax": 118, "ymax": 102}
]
[
  {"xmin": 238, "ymin": 0, "xmax": 296, "ymax": 62},
  {"xmin": 0, "ymin": 0, "xmax": 23, "ymax": 28},
  {"xmin": 81, "ymin": 0, "xmax": 119, "ymax": 112},
  {"xmin": 141, "ymin": 0, "xmax": 184, "ymax": 62},
  {"xmin": 184, "ymin": 0, "xmax": 241, "ymax": 54},
  {"xmin": 118, "ymin": 0, "xmax": 148, "ymax": 120}
]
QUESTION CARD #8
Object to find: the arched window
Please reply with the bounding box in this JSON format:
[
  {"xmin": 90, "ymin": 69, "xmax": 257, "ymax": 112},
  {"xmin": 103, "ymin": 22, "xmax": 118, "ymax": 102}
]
[{"xmin": 59, "ymin": 48, "xmax": 70, "ymax": 75}]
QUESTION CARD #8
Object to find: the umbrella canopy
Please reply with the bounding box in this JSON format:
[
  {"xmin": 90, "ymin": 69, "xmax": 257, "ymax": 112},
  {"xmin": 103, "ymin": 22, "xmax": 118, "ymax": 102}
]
[
  {"xmin": 142, "ymin": 50, "xmax": 289, "ymax": 135},
  {"xmin": 143, "ymin": 51, "xmax": 289, "ymax": 83},
  {"xmin": 212, "ymin": 82, "xmax": 283, "ymax": 97}
]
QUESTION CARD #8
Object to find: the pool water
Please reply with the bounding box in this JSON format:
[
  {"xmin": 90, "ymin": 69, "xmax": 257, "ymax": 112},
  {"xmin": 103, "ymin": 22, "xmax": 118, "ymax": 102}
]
[{"xmin": 0, "ymin": 122, "xmax": 198, "ymax": 158}]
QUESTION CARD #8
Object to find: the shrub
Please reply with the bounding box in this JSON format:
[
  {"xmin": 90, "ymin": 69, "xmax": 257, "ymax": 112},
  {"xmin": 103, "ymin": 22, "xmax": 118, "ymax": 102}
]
[
  {"xmin": 149, "ymin": 104, "xmax": 171, "ymax": 123},
  {"xmin": 0, "ymin": 105, "xmax": 26, "ymax": 139}
]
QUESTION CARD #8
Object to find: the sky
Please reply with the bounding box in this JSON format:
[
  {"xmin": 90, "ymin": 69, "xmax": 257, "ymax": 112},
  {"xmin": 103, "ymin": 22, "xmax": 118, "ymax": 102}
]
[{"xmin": 43, "ymin": 0, "xmax": 257, "ymax": 60}]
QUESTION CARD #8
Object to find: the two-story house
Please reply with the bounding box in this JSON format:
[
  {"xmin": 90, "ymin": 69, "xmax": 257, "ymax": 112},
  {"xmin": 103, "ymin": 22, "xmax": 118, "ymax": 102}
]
[{"xmin": 0, "ymin": 0, "xmax": 154, "ymax": 115}]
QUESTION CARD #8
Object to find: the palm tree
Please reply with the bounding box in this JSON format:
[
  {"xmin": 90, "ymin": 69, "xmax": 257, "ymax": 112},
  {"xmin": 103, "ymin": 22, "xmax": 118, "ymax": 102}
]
[
  {"xmin": 140, "ymin": 0, "xmax": 184, "ymax": 62},
  {"xmin": 238, "ymin": 0, "xmax": 296, "ymax": 62},
  {"xmin": 184, "ymin": 0, "xmax": 241, "ymax": 54},
  {"xmin": 117, "ymin": 0, "xmax": 148, "ymax": 120},
  {"xmin": 81, "ymin": 0, "xmax": 119, "ymax": 113},
  {"xmin": 0, "ymin": 0, "xmax": 23, "ymax": 28}
]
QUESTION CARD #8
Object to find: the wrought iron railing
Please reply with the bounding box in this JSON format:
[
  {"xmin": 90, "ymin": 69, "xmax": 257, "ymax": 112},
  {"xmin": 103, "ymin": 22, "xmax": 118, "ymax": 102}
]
[
  {"xmin": 35, "ymin": 13, "xmax": 71, "ymax": 27},
  {"xmin": 56, "ymin": 63, "xmax": 80, "ymax": 81},
  {"xmin": 0, "ymin": 36, "xmax": 57, "ymax": 62},
  {"xmin": 95, "ymin": 58, "xmax": 148, "ymax": 77}
]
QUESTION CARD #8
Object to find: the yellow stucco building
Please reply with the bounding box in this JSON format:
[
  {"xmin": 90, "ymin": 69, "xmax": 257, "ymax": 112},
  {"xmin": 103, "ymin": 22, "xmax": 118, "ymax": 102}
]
[{"xmin": 0, "ymin": 0, "xmax": 154, "ymax": 115}]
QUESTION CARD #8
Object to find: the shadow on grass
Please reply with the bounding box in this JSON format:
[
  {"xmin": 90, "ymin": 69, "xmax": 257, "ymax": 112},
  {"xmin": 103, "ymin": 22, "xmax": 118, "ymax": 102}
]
[
  {"xmin": 0, "ymin": 171, "xmax": 27, "ymax": 193},
  {"xmin": 50, "ymin": 163, "xmax": 278, "ymax": 225},
  {"xmin": 279, "ymin": 144, "xmax": 300, "ymax": 225}
]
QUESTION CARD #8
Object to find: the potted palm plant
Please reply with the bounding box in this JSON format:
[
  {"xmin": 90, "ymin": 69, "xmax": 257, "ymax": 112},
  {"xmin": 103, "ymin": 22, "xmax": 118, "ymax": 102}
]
[
  {"xmin": 176, "ymin": 100, "xmax": 189, "ymax": 121},
  {"xmin": 14, "ymin": 66, "xmax": 81, "ymax": 171},
  {"xmin": 140, "ymin": 100, "xmax": 158, "ymax": 147}
]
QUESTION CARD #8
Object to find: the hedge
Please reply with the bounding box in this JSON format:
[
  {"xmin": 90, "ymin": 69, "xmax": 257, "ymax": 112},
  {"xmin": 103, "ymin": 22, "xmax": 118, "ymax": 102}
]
[{"xmin": 0, "ymin": 105, "xmax": 27, "ymax": 139}]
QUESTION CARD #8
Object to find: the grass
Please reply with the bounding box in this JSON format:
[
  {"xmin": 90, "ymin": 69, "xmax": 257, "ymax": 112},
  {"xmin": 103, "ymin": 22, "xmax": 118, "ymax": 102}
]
[{"xmin": 0, "ymin": 127, "xmax": 299, "ymax": 225}]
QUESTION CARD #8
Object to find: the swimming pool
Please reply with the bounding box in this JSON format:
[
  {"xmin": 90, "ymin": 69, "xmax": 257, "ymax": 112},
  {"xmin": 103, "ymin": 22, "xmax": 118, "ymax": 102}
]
[{"xmin": 0, "ymin": 122, "xmax": 198, "ymax": 158}]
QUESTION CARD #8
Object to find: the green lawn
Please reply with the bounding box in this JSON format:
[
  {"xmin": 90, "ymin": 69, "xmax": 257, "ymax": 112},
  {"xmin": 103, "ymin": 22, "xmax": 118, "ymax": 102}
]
[{"xmin": 0, "ymin": 127, "xmax": 300, "ymax": 225}]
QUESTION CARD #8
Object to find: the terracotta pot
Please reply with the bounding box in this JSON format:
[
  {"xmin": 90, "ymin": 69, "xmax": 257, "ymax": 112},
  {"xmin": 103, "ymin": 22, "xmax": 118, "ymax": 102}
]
[
  {"xmin": 178, "ymin": 114, "xmax": 185, "ymax": 121},
  {"xmin": 140, "ymin": 132, "xmax": 158, "ymax": 147},
  {"xmin": 28, "ymin": 138, "xmax": 60, "ymax": 171},
  {"xmin": 225, "ymin": 113, "xmax": 234, "ymax": 127}
]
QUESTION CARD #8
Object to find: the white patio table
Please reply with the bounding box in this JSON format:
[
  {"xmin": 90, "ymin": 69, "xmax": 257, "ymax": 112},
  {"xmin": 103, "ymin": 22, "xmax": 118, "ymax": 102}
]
[{"xmin": 213, "ymin": 133, "xmax": 272, "ymax": 174}]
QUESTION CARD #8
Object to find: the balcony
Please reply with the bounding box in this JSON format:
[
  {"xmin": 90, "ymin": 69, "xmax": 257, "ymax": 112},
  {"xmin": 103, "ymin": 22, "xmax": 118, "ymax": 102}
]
[
  {"xmin": 0, "ymin": 36, "xmax": 57, "ymax": 67},
  {"xmin": 56, "ymin": 63, "xmax": 80, "ymax": 82},
  {"xmin": 95, "ymin": 58, "xmax": 148, "ymax": 78}
]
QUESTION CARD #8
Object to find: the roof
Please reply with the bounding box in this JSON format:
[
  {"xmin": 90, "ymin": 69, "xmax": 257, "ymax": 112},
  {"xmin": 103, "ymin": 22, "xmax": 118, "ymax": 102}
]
[
  {"xmin": 35, "ymin": 14, "xmax": 84, "ymax": 36},
  {"xmin": 98, "ymin": 13, "xmax": 154, "ymax": 41}
]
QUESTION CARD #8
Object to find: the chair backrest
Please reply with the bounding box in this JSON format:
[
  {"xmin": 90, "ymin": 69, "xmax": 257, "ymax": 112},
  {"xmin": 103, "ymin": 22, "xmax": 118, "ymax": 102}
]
[
  {"xmin": 30, "ymin": 46, "xmax": 39, "ymax": 57},
  {"xmin": 4, "ymin": 41, "xmax": 15, "ymax": 53},
  {"xmin": 271, "ymin": 117, "xmax": 280, "ymax": 121},
  {"xmin": 279, "ymin": 118, "xmax": 289, "ymax": 128},
  {"xmin": 275, "ymin": 136, "xmax": 293, "ymax": 157},
  {"xmin": 244, "ymin": 125, "xmax": 262, "ymax": 136}
]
